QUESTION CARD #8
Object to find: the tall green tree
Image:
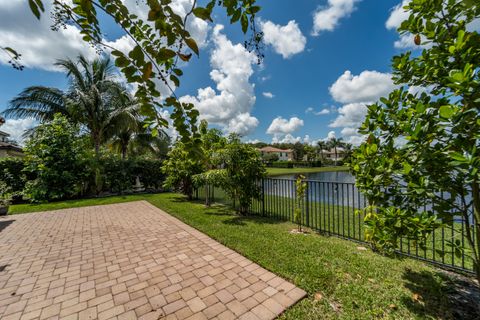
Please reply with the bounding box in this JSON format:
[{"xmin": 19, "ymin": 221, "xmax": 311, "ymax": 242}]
[
  {"xmin": 292, "ymin": 142, "xmax": 305, "ymax": 161},
  {"xmin": 351, "ymin": 1, "xmax": 480, "ymax": 282},
  {"xmin": 328, "ymin": 137, "xmax": 343, "ymax": 166},
  {"xmin": 4, "ymin": 56, "xmax": 140, "ymax": 156},
  {"xmin": 317, "ymin": 140, "xmax": 327, "ymax": 161},
  {"xmin": 23, "ymin": 114, "xmax": 86, "ymax": 201}
]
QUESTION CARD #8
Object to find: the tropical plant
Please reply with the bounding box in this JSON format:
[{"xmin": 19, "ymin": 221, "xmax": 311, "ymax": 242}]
[
  {"xmin": 198, "ymin": 121, "xmax": 227, "ymax": 206},
  {"xmin": 221, "ymin": 135, "xmax": 266, "ymax": 215},
  {"xmin": 294, "ymin": 175, "xmax": 307, "ymax": 232},
  {"xmin": 328, "ymin": 137, "xmax": 344, "ymax": 166},
  {"xmin": 292, "ymin": 142, "xmax": 305, "ymax": 161},
  {"xmin": 350, "ymin": 1, "xmax": 480, "ymax": 283},
  {"xmin": 343, "ymin": 143, "xmax": 354, "ymax": 163},
  {"xmin": 109, "ymin": 120, "xmax": 170, "ymax": 159},
  {"xmin": 4, "ymin": 55, "xmax": 140, "ymax": 156},
  {"xmin": 23, "ymin": 114, "xmax": 86, "ymax": 201},
  {"xmin": 317, "ymin": 140, "xmax": 327, "ymax": 161},
  {"xmin": 19, "ymin": 0, "xmax": 262, "ymax": 147},
  {"xmin": 162, "ymin": 142, "xmax": 204, "ymax": 199},
  {"xmin": 0, "ymin": 158, "xmax": 28, "ymax": 198}
]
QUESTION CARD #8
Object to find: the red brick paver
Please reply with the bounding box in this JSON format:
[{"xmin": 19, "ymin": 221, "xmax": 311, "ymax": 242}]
[{"xmin": 0, "ymin": 201, "xmax": 306, "ymax": 319}]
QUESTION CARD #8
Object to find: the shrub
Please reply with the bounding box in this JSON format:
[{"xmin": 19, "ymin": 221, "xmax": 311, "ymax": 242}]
[
  {"xmin": 270, "ymin": 161, "xmax": 293, "ymax": 168},
  {"xmin": 132, "ymin": 158, "xmax": 165, "ymax": 191},
  {"xmin": 23, "ymin": 114, "xmax": 86, "ymax": 202},
  {"xmin": 222, "ymin": 136, "xmax": 266, "ymax": 214},
  {"xmin": 101, "ymin": 155, "xmax": 135, "ymax": 194},
  {"xmin": 162, "ymin": 142, "xmax": 204, "ymax": 199},
  {"xmin": 0, "ymin": 158, "xmax": 29, "ymax": 197}
]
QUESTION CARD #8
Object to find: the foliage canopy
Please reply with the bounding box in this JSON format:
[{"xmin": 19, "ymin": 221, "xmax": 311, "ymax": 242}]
[{"xmin": 351, "ymin": 0, "xmax": 480, "ymax": 281}]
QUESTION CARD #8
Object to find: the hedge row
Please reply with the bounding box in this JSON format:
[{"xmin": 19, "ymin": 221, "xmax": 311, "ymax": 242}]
[
  {"xmin": 267, "ymin": 160, "xmax": 323, "ymax": 168},
  {"xmin": 0, "ymin": 157, "xmax": 165, "ymax": 201}
]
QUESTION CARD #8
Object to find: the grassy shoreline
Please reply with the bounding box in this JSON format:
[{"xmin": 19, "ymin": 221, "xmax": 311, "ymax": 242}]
[
  {"xmin": 267, "ymin": 166, "xmax": 349, "ymax": 176},
  {"xmin": 8, "ymin": 193, "xmax": 461, "ymax": 319}
]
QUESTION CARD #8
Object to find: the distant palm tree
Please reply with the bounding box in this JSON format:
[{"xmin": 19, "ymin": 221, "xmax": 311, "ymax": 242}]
[
  {"xmin": 109, "ymin": 122, "xmax": 170, "ymax": 159},
  {"xmin": 343, "ymin": 143, "xmax": 353, "ymax": 162},
  {"xmin": 328, "ymin": 137, "xmax": 344, "ymax": 166},
  {"xmin": 317, "ymin": 140, "xmax": 327, "ymax": 161},
  {"xmin": 3, "ymin": 55, "xmax": 140, "ymax": 156}
]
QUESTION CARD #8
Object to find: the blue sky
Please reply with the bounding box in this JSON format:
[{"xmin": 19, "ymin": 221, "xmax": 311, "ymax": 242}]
[{"xmin": 0, "ymin": 0, "xmax": 413, "ymax": 145}]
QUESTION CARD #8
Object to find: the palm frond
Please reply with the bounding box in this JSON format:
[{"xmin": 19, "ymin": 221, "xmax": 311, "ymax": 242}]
[{"xmin": 3, "ymin": 86, "xmax": 67, "ymax": 122}]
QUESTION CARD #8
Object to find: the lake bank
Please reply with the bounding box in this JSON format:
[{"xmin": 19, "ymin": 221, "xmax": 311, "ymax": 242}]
[{"xmin": 266, "ymin": 166, "xmax": 349, "ymax": 177}]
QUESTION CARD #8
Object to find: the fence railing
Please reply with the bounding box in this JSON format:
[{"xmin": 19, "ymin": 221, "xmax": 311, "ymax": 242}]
[{"xmin": 195, "ymin": 178, "xmax": 476, "ymax": 275}]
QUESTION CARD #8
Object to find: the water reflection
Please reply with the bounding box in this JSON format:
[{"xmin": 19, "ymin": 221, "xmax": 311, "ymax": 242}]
[
  {"xmin": 274, "ymin": 170, "xmax": 355, "ymax": 183},
  {"xmin": 264, "ymin": 171, "xmax": 365, "ymax": 207}
]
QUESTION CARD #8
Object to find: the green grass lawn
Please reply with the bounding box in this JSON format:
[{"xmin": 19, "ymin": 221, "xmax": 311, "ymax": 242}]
[
  {"xmin": 267, "ymin": 166, "xmax": 349, "ymax": 176},
  {"xmin": 9, "ymin": 193, "xmax": 462, "ymax": 319}
]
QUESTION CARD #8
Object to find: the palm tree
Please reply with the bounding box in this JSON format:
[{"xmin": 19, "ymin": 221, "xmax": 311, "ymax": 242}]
[
  {"xmin": 317, "ymin": 140, "xmax": 327, "ymax": 161},
  {"xmin": 343, "ymin": 143, "xmax": 353, "ymax": 162},
  {"xmin": 3, "ymin": 55, "xmax": 140, "ymax": 156},
  {"xmin": 109, "ymin": 122, "xmax": 170, "ymax": 159},
  {"xmin": 328, "ymin": 137, "xmax": 344, "ymax": 166}
]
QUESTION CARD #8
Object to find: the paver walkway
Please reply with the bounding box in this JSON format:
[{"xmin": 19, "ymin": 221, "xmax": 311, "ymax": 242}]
[{"xmin": 0, "ymin": 201, "xmax": 306, "ymax": 320}]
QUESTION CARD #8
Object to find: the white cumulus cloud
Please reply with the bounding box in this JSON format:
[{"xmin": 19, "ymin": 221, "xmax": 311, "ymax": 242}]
[
  {"xmin": 260, "ymin": 20, "xmax": 306, "ymax": 58},
  {"xmin": 266, "ymin": 116, "xmax": 304, "ymax": 135},
  {"xmin": 180, "ymin": 25, "xmax": 258, "ymax": 136},
  {"xmin": 272, "ymin": 134, "xmax": 311, "ymax": 144},
  {"xmin": 386, "ymin": 0, "xmax": 410, "ymax": 30},
  {"xmin": 262, "ymin": 92, "xmax": 274, "ymax": 99},
  {"xmin": 329, "ymin": 70, "xmax": 395, "ymax": 145},
  {"xmin": 306, "ymin": 107, "xmax": 330, "ymax": 115},
  {"xmin": 0, "ymin": 0, "xmax": 209, "ymax": 71},
  {"xmin": 0, "ymin": 0, "xmax": 97, "ymax": 71},
  {"xmin": 1, "ymin": 118, "xmax": 36, "ymax": 145},
  {"xmin": 312, "ymin": 0, "xmax": 361, "ymax": 36},
  {"xmin": 329, "ymin": 70, "xmax": 395, "ymax": 104}
]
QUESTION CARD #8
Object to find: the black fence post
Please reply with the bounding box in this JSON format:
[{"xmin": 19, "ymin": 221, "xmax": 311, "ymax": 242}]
[
  {"xmin": 262, "ymin": 178, "xmax": 266, "ymax": 216},
  {"xmin": 305, "ymin": 181, "xmax": 309, "ymax": 227}
]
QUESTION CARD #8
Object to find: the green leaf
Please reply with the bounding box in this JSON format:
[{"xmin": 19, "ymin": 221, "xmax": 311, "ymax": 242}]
[
  {"xmin": 158, "ymin": 48, "xmax": 176, "ymax": 60},
  {"xmin": 439, "ymin": 105, "xmax": 454, "ymax": 119},
  {"xmin": 170, "ymin": 74, "xmax": 180, "ymax": 87},
  {"xmin": 185, "ymin": 38, "xmax": 199, "ymax": 56},
  {"xmin": 230, "ymin": 9, "xmax": 242, "ymax": 23},
  {"xmin": 248, "ymin": 6, "xmax": 261, "ymax": 14},
  {"xmin": 403, "ymin": 162, "xmax": 412, "ymax": 174},
  {"xmin": 129, "ymin": 45, "xmax": 144, "ymax": 62},
  {"xmin": 29, "ymin": 0, "xmax": 43, "ymax": 19},
  {"xmin": 193, "ymin": 7, "xmax": 212, "ymax": 22},
  {"xmin": 241, "ymin": 14, "xmax": 248, "ymax": 33}
]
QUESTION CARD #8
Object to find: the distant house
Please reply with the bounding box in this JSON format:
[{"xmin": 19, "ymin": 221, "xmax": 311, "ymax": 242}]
[
  {"xmin": 0, "ymin": 130, "xmax": 24, "ymax": 158},
  {"xmin": 258, "ymin": 146, "xmax": 293, "ymax": 161},
  {"xmin": 321, "ymin": 147, "xmax": 345, "ymax": 162}
]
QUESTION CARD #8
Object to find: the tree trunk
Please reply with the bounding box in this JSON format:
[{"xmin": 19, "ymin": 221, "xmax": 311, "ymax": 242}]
[
  {"xmin": 92, "ymin": 131, "xmax": 101, "ymax": 158},
  {"xmin": 205, "ymin": 184, "xmax": 210, "ymax": 207},
  {"xmin": 121, "ymin": 145, "xmax": 127, "ymax": 160},
  {"xmin": 472, "ymin": 181, "xmax": 480, "ymax": 285}
]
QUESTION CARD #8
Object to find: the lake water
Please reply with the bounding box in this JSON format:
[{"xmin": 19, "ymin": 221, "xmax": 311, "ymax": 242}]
[
  {"xmin": 265, "ymin": 170, "xmax": 364, "ymax": 206},
  {"xmin": 273, "ymin": 170, "xmax": 355, "ymax": 183}
]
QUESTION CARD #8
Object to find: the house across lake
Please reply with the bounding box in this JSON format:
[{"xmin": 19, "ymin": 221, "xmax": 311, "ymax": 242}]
[{"xmin": 258, "ymin": 146, "xmax": 293, "ymax": 161}]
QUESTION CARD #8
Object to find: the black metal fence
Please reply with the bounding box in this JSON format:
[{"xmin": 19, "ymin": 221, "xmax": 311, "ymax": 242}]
[{"xmin": 196, "ymin": 177, "xmax": 476, "ymax": 275}]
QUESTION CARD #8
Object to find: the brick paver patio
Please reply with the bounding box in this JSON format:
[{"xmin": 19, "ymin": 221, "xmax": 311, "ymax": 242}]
[{"xmin": 0, "ymin": 201, "xmax": 306, "ymax": 320}]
